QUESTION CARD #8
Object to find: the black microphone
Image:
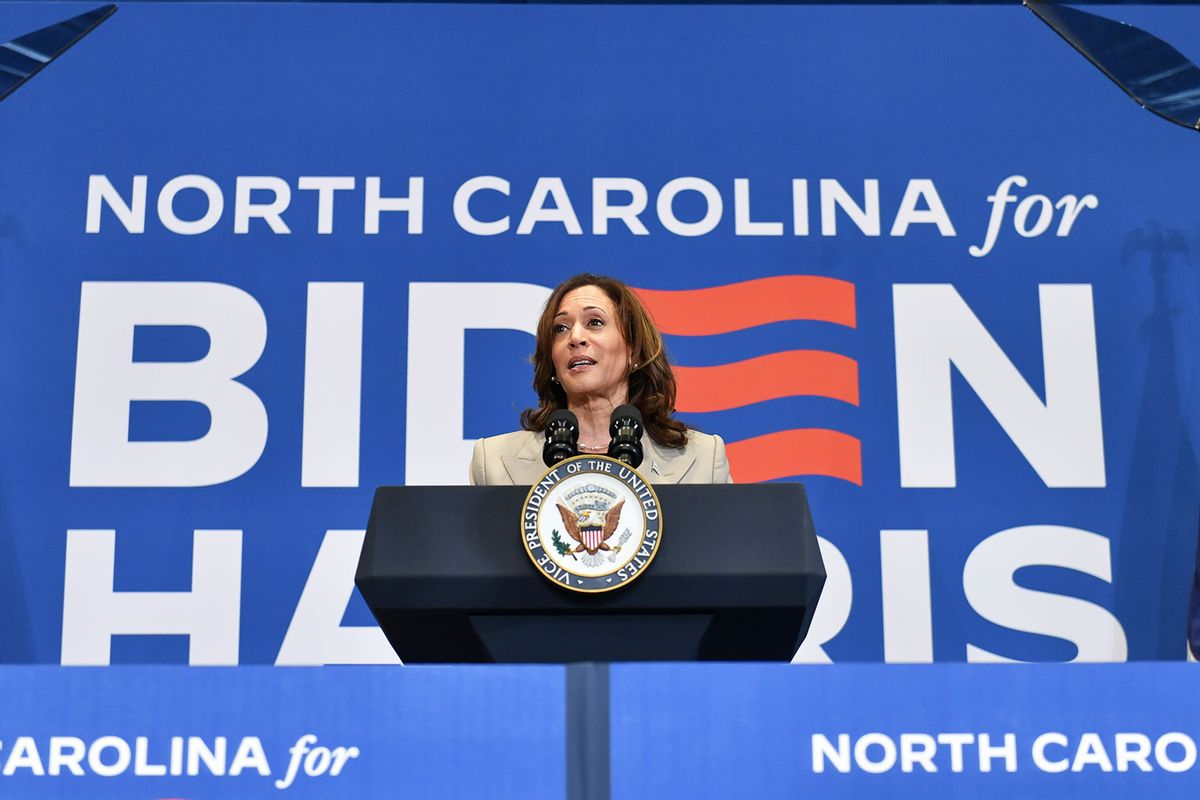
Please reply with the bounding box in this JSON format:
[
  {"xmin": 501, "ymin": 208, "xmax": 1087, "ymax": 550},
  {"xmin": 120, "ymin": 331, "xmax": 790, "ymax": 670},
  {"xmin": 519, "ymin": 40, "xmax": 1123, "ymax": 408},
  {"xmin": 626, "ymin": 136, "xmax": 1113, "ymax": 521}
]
[
  {"xmin": 607, "ymin": 405, "xmax": 644, "ymax": 468},
  {"xmin": 543, "ymin": 409, "xmax": 580, "ymax": 466}
]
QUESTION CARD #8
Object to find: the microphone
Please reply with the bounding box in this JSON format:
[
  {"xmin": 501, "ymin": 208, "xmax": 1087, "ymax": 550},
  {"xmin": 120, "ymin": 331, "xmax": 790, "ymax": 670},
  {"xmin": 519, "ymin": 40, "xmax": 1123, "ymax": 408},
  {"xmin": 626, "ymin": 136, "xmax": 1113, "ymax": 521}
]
[
  {"xmin": 543, "ymin": 409, "xmax": 580, "ymax": 466},
  {"xmin": 607, "ymin": 405, "xmax": 644, "ymax": 468}
]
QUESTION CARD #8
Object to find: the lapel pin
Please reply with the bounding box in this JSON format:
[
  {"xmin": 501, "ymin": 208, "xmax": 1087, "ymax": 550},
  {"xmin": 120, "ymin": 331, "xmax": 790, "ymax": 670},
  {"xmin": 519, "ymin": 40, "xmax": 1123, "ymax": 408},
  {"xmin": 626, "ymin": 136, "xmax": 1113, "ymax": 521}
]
[{"xmin": 651, "ymin": 461, "xmax": 661, "ymax": 475}]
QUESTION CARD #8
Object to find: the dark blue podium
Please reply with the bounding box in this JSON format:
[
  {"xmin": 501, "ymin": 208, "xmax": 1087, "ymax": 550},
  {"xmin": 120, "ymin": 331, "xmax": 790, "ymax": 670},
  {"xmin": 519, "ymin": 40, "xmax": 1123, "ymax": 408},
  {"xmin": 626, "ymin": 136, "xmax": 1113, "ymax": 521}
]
[{"xmin": 356, "ymin": 484, "xmax": 825, "ymax": 663}]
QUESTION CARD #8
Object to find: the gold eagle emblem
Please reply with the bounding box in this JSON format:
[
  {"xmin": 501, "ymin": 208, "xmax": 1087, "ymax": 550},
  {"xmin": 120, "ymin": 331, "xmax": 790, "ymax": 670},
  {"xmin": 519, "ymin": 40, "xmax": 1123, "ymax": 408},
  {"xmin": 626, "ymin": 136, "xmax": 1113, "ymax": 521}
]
[{"xmin": 555, "ymin": 500, "xmax": 625, "ymax": 556}]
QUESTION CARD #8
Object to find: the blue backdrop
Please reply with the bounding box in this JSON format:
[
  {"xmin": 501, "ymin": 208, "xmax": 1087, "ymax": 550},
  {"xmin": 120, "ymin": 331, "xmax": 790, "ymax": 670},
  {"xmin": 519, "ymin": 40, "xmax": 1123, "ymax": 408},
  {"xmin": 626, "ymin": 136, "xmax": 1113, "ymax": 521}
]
[{"xmin": 0, "ymin": 3, "xmax": 1198, "ymax": 663}]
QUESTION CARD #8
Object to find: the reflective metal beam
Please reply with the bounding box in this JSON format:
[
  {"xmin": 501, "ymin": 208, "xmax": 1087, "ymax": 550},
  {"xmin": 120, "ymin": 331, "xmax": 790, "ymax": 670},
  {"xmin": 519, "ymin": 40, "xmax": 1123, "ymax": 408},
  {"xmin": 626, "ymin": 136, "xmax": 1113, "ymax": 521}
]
[
  {"xmin": 0, "ymin": 4, "xmax": 116, "ymax": 103},
  {"xmin": 1026, "ymin": 0, "xmax": 1200, "ymax": 132}
]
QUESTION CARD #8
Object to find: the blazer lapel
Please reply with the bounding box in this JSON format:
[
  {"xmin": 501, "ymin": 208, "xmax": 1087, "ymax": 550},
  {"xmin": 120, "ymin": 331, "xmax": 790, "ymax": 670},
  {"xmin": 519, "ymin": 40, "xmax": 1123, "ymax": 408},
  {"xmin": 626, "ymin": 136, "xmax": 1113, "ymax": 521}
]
[
  {"xmin": 501, "ymin": 432, "xmax": 547, "ymax": 485},
  {"xmin": 643, "ymin": 436, "xmax": 693, "ymax": 484}
]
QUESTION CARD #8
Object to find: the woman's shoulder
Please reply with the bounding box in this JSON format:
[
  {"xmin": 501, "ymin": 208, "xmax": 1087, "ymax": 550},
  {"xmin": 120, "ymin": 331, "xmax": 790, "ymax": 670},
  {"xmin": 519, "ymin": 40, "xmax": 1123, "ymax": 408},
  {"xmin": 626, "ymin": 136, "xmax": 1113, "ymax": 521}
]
[
  {"xmin": 479, "ymin": 429, "xmax": 541, "ymax": 446},
  {"xmin": 676, "ymin": 429, "xmax": 732, "ymax": 484},
  {"xmin": 646, "ymin": 428, "xmax": 723, "ymax": 460},
  {"xmin": 683, "ymin": 429, "xmax": 725, "ymax": 451},
  {"xmin": 474, "ymin": 429, "xmax": 542, "ymax": 459},
  {"xmin": 470, "ymin": 429, "xmax": 543, "ymax": 485}
]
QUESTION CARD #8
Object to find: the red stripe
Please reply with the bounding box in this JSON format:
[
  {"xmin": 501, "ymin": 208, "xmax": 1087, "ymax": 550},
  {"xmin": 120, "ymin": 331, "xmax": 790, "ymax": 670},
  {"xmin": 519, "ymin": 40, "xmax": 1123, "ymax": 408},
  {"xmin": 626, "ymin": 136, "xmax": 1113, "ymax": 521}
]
[
  {"xmin": 675, "ymin": 350, "xmax": 858, "ymax": 412},
  {"xmin": 634, "ymin": 276, "xmax": 856, "ymax": 336},
  {"xmin": 727, "ymin": 429, "xmax": 862, "ymax": 485}
]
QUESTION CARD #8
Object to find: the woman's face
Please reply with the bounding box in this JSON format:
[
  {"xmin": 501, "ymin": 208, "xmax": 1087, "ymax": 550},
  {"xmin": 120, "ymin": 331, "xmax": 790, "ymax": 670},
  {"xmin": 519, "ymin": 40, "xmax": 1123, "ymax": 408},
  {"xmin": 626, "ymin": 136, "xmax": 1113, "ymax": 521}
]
[{"xmin": 550, "ymin": 285, "xmax": 632, "ymax": 405}]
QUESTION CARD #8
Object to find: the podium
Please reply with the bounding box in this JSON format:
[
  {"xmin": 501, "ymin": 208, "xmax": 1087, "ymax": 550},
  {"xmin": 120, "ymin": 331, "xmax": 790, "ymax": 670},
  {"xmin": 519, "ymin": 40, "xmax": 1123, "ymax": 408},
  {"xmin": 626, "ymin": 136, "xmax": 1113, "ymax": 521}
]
[{"xmin": 356, "ymin": 484, "xmax": 824, "ymax": 663}]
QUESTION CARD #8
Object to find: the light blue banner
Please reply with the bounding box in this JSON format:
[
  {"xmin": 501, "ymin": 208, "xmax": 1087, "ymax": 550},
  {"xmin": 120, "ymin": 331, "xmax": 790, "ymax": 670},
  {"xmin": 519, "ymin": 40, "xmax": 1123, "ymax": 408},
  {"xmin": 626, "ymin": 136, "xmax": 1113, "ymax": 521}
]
[
  {"xmin": 0, "ymin": 663, "xmax": 1194, "ymax": 797},
  {"xmin": 611, "ymin": 662, "xmax": 1200, "ymax": 799},
  {"xmin": 0, "ymin": 665, "xmax": 566, "ymax": 798}
]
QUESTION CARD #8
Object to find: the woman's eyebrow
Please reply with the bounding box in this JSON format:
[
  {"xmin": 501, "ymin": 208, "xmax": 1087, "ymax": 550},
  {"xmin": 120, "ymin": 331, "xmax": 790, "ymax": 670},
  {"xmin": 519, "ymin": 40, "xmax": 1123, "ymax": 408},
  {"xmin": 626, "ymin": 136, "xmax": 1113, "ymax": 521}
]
[{"xmin": 554, "ymin": 305, "xmax": 606, "ymax": 317}]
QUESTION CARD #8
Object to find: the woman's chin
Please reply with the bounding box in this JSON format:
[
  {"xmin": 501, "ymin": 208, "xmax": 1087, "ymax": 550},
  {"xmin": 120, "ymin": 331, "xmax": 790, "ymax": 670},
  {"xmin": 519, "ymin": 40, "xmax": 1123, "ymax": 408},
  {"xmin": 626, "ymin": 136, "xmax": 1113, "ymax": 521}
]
[{"xmin": 564, "ymin": 382, "xmax": 627, "ymax": 405}]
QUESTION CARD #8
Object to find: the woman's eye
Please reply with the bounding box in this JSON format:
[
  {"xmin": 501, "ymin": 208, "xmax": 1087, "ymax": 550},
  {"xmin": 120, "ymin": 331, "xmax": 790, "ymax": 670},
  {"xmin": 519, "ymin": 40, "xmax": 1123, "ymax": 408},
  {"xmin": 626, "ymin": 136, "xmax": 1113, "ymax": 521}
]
[
  {"xmin": 588, "ymin": 318, "xmax": 604, "ymax": 327},
  {"xmin": 552, "ymin": 323, "xmax": 568, "ymax": 334}
]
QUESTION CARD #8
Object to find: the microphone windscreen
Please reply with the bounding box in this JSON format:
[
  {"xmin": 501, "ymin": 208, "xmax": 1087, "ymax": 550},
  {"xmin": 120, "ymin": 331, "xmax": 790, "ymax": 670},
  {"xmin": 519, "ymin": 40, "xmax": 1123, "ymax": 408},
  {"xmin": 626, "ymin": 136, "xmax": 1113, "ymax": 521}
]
[
  {"xmin": 548, "ymin": 408, "xmax": 579, "ymax": 429},
  {"xmin": 610, "ymin": 404, "xmax": 643, "ymax": 427}
]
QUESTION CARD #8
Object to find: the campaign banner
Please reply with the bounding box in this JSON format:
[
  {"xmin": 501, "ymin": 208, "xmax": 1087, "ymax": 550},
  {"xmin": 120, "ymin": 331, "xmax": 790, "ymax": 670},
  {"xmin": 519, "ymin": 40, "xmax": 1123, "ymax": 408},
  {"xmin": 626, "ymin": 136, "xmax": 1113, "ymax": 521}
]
[
  {"xmin": 610, "ymin": 662, "xmax": 1200, "ymax": 799},
  {"xmin": 0, "ymin": 3, "xmax": 1198, "ymax": 664},
  {"xmin": 0, "ymin": 662, "xmax": 1193, "ymax": 798},
  {"xmin": 0, "ymin": 664, "xmax": 566, "ymax": 798}
]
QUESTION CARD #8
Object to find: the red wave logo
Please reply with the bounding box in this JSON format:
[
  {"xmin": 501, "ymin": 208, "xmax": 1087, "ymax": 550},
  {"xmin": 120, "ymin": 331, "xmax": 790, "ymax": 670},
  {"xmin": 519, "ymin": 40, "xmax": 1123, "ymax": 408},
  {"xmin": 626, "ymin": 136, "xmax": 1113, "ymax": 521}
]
[
  {"xmin": 726, "ymin": 429, "xmax": 861, "ymax": 485},
  {"xmin": 674, "ymin": 350, "xmax": 858, "ymax": 412},
  {"xmin": 634, "ymin": 276, "xmax": 861, "ymax": 485},
  {"xmin": 634, "ymin": 275, "xmax": 856, "ymax": 335}
]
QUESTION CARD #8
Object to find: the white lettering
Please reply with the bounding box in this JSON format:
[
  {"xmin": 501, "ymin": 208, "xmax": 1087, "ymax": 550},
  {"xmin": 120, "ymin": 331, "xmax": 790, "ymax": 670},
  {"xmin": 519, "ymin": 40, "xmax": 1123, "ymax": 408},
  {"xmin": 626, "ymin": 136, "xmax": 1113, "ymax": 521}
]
[
  {"xmin": 61, "ymin": 529, "xmax": 242, "ymax": 665},
  {"xmin": 277, "ymin": 734, "xmax": 314, "ymax": 790},
  {"xmin": 364, "ymin": 176, "xmax": 423, "ymax": 234},
  {"xmin": 404, "ymin": 282, "xmax": 549, "ymax": 485},
  {"xmin": 187, "ymin": 737, "xmax": 225, "ymax": 777},
  {"xmin": 1032, "ymin": 732, "xmax": 1070, "ymax": 773},
  {"xmin": 48, "ymin": 737, "xmax": 85, "ymax": 776},
  {"xmin": 811, "ymin": 734, "xmax": 850, "ymax": 773},
  {"xmin": 298, "ymin": 176, "xmax": 355, "ymax": 234},
  {"xmin": 454, "ymin": 176, "xmax": 509, "ymax": 235},
  {"xmin": 301, "ymin": 283, "xmax": 364, "ymax": 487},
  {"xmin": 229, "ymin": 737, "xmax": 271, "ymax": 776},
  {"xmin": 854, "ymin": 733, "xmax": 896, "ymax": 774},
  {"xmin": 1072, "ymin": 732, "xmax": 1114, "ymax": 772},
  {"xmin": 158, "ymin": 175, "xmax": 224, "ymax": 235},
  {"xmin": 276, "ymin": 530, "xmax": 400, "ymax": 665},
  {"xmin": 656, "ymin": 177, "xmax": 722, "ymax": 237},
  {"xmin": 69, "ymin": 281, "xmax": 268, "ymax": 487},
  {"xmin": 1014, "ymin": 194, "xmax": 1053, "ymax": 238},
  {"xmin": 821, "ymin": 179, "xmax": 880, "ymax": 236},
  {"xmin": 890, "ymin": 178, "xmax": 955, "ymax": 236},
  {"xmin": 234, "ymin": 176, "xmax": 291, "ymax": 234},
  {"xmin": 3, "ymin": 737, "xmax": 45, "ymax": 776},
  {"xmin": 900, "ymin": 733, "xmax": 938, "ymax": 773},
  {"xmin": 1055, "ymin": 193, "xmax": 1099, "ymax": 236},
  {"xmin": 516, "ymin": 177, "xmax": 582, "ymax": 235},
  {"xmin": 734, "ymin": 178, "xmax": 783, "ymax": 236},
  {"xmin": 970, "ymin": 174, "xmax": 1026, "ymax": 258},
  {"xmin": 978, "ymin": 733, "xmax": 1017, "ymax": 772},
  {"xmin": 1156, "ymin": 732, "xmax": 1197, "ymax": 772},
  {"xmin": 963, "ymin": 525, "xmax": 1127, "ymax": 663},
  {"xmin": 937, "ymin": 733, "xmax": 973, "ymax": 773},
  {"xmin": 86, "ymin": 174, "xmax": 147, "ymax": 233},
  {"xmin": 894, "ymin": 284, "xmax": 1105, "ymax": 488},
  {"xmin": 134, "ymin": 736, "xmax": 167, "ymax": 776},
  {"xmin": 792, "ymin": 178, "xmax": 809, "ymax": 236},
  {"xmin": 592, "ymin": 178, "xmax": 649, "ymax": 235},
  {"xmin": 1114, "ymin": 732, "xmax": 1153, "ymax": 772},
  {"xmin": 89, "ymin": 736, "xmax": 131, "ymax": 778},
  {"xmin": 880, "ymin": 529, "xmax": 933, "ymax": 663}
]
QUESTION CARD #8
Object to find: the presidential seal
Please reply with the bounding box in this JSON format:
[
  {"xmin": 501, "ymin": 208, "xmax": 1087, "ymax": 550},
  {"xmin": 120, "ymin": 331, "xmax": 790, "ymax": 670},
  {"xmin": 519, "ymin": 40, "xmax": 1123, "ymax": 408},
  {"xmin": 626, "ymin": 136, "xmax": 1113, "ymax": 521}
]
[{"xmin": 520, "ymin": 454, "xmax": 662, "ymax": 593}]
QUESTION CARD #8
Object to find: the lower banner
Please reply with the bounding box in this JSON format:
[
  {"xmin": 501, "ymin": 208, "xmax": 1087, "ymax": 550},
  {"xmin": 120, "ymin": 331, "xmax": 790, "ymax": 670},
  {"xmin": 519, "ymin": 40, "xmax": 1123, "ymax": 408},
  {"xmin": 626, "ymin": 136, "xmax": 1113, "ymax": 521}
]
[
  {"xmin": 1, "ymin": 662, "xmax": 1195, "ymax": 797},
  {"xmin": 611, "ymin": 662, "xmax": 1200, "ymax": 799},
  {"xmin": 0, "ymin": 665, "xmax": 566, "ymax": 799}
]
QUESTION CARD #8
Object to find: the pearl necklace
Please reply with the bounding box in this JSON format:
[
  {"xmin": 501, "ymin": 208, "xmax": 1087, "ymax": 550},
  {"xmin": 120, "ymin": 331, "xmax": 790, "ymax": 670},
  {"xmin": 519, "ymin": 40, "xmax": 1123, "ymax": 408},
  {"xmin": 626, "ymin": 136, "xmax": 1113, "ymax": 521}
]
[{"xmin": 578, "ymin": 441, "xmax": 608, "ymax": 452}]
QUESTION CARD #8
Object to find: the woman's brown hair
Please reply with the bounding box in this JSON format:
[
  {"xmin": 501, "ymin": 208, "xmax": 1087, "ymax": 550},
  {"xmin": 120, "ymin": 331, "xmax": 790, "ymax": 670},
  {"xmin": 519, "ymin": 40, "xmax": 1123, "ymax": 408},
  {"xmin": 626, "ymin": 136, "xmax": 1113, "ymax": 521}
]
[{"xmin": 520, "ymin": 273, "xmax": 688, "ymax": 449}]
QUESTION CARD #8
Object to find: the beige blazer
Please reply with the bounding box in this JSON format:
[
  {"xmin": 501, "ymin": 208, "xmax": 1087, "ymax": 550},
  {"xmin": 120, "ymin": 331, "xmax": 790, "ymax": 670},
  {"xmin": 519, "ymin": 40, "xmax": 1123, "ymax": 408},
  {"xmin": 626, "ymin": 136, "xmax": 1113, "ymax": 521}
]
[{"xmin": 469, "ymin": 429, "xmax": 733, "ymax": 485}]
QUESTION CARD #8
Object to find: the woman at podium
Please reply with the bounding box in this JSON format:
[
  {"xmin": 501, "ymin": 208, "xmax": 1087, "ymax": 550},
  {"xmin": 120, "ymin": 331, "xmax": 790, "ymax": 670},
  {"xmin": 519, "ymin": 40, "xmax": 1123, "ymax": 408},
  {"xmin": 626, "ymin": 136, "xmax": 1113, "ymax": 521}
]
[{"xmin": 469, "ymin": 273, "xmax": 733, "ymax": 485}]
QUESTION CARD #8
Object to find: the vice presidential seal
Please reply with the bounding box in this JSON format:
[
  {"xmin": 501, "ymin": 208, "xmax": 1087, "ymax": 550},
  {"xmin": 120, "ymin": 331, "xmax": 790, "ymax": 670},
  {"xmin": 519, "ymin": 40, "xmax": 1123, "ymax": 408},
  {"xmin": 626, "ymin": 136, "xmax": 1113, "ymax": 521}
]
[{"xmin": 521, "ymin": 455, "xmax": 662, "ymax": 593}]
